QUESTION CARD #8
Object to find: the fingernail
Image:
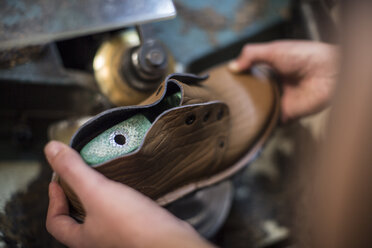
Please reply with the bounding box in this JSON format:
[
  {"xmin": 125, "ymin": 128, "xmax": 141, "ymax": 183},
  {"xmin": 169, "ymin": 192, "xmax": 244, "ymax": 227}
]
[
  {"xmin": 51, "ymin": 172, "xmax": 58, "ymax": 182},
  {"xmin": 228, "ymin": 61, "xmax": 240, "ymax": 73},
  {"xmin": 45, "ymin": 141, "xmax": 63, "ymax": 160}
]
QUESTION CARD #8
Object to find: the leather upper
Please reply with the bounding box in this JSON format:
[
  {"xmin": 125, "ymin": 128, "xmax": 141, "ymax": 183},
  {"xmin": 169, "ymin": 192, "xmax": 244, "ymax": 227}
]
[{"xmin": 61, "ymin": 65, "xmax": 279, "ymax": 220}]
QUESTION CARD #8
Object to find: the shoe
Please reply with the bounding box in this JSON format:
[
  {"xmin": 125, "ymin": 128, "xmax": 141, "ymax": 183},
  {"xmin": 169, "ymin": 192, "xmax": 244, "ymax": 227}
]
[{"xmin": 59, "ymin": 64, "xmax": 280, "ymax": 221}]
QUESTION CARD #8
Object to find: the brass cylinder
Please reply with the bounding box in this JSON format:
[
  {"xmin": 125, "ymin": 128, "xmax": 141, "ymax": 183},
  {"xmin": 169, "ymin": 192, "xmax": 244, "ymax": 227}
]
[{"xmin": 93, "ymin": 30, "xmax": 174, "ymax": 106}]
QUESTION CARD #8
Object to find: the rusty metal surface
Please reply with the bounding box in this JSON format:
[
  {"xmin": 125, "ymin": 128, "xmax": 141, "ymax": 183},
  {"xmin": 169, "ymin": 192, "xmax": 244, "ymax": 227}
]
[
  {"xmin": 0, "ymin": 0, "xmax": 176, "ymax": 49},
  {"xmin": 148, "ymin": 0, "xmax": 290, "ymax": 66},
  {"xmin": 0, "ymin": 45, "xmax": 45, "ymax": 68}
]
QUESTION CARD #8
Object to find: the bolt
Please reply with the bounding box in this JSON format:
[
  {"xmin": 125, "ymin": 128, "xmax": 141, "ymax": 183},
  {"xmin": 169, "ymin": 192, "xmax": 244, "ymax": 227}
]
[{"xmin": 146, "ymin": 49, "xmax": 165, "ymax": 67}]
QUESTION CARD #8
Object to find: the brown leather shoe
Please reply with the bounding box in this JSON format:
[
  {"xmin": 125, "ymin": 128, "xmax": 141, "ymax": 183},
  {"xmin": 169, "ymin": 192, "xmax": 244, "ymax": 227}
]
[{"xmin": 60, "ymin": 64, "xmax": 280, "ymax": 220}]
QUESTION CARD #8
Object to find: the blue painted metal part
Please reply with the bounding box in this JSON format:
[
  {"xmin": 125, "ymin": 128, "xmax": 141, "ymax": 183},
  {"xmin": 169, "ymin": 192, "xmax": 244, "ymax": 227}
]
[{"xmin": 148, "ymin": 0, "xmax": 290, "ymax": 67}]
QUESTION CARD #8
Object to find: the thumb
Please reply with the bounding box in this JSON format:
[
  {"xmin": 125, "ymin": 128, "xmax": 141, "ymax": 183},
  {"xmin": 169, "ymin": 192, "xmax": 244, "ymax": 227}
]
[
  {"xmin": 228, "ymin": 43, "xmax": 277, "ymax": 73},
  {"xmin": 44, "ymin": 141, "xmax": 109, "ymax": 204}
]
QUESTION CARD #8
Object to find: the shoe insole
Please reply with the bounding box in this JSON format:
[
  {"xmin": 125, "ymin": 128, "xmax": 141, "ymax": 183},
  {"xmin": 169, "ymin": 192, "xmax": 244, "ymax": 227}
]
[{"xmin": 80, "ymin": 92, "xmax": 181, "ymax": 165}]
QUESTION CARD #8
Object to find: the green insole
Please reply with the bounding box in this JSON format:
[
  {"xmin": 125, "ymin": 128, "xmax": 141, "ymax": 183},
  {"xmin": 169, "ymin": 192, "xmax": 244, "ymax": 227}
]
[{"xmin": 80, "ymin": 92, "xmax": 181, "ymax": 165}]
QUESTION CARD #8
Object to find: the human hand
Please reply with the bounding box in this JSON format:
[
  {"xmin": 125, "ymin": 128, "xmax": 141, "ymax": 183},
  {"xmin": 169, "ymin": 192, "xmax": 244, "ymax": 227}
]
[
  {"xmin": 229, "ymin": 40, "xmax": 338, "ymax": 122},
  {"xmin": 45, "ymin": 141, "xmax": 213, "ymax": 248}
]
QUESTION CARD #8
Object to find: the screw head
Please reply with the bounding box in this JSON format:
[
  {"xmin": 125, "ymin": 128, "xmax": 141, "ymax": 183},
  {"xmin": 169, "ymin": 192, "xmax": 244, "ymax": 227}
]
[{"xmin": 146, "ymin": 49, "xmax": 165, "ymax": 67}]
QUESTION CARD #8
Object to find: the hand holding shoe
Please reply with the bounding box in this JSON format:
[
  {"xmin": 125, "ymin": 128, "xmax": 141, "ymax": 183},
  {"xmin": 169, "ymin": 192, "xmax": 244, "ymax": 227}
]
[
  {"xmin": 45, "ymin": 141, "xmax": 213, "ymax": 248},
  {"xmin": 229, "ymin": 40, "xmax": 338, "ymax": 122}
]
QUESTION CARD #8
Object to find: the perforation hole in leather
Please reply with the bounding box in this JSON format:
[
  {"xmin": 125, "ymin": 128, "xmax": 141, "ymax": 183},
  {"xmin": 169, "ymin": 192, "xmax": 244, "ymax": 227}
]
[
  {"xmin": 203, "ymin": 111, "xmax": 211, "ymax": 122},
  {"xmin": 185, "ymin": 114, "xmax": 196, "ymax": 125},
  {"xmin": 219, "ymin": 140, "xmax": 225, "ymax": 148},
  {"xmin": 217, "ymin": 109, "xmax": 224, "ymax": 120}
]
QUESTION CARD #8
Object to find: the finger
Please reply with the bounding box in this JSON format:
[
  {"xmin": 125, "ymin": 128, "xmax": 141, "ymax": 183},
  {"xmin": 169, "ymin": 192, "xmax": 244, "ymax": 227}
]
[
  {"xmin": 44, "ymin": 141, "xmax": 108, "ymax": 202},
  {"xmin": 46, "ymin": 182, "xmax": 82, "ymax": 247},
  {"xmin": 228, "ymin": 43, "xmax": 278, "ymax": 73},
  {"xmin": 280, "ymin": 84, "xmax": 313, "ymax": 123}
]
